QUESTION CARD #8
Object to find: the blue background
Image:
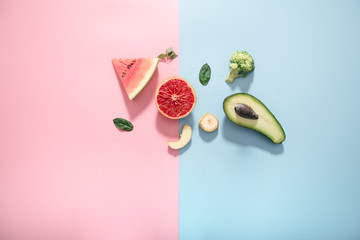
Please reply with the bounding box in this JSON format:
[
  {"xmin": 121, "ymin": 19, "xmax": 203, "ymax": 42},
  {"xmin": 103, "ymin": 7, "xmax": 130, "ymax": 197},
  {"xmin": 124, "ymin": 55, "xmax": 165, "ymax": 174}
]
[{"xmin": 179, "ymin": 0, "xmax": 360, "ymax": 239}]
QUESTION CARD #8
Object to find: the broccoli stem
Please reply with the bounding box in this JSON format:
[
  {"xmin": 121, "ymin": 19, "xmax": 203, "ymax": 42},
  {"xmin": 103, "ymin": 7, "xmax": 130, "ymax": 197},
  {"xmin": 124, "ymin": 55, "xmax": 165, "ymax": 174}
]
[{"xmin": 226, "ymin": 69, "xmax": 245, "ymax": 83}]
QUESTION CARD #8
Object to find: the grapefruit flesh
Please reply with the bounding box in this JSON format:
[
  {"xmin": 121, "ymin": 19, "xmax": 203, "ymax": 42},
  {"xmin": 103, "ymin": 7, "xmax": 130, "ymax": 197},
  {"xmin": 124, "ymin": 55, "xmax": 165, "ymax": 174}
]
[{"xmin": 155, "ymin": 76, "xmax": 196, "ymax": 119}]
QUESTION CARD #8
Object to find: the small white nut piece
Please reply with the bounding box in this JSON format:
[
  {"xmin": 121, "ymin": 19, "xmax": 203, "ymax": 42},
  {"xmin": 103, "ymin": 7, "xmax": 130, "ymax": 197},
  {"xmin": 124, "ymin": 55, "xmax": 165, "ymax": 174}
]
[
  {"xmin": 168, "ymin": 124, "xmax": 192, "ymax": 149},
  {"xmin": 199, "ymin": 113, "xmax": 219, "ymax": 132}
]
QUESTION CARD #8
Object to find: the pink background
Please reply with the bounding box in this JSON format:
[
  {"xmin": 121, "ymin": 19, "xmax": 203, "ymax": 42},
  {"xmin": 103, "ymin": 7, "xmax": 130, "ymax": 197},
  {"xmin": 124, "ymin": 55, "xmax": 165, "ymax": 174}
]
[{"xmin": 0, "ymin": 0, "xmax": 179, "ymax": 239}]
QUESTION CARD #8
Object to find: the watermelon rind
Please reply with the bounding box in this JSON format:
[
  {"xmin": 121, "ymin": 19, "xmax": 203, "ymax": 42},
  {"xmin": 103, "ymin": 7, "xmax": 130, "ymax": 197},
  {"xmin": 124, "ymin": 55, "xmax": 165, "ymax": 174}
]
[{"xmin": 128, "ymin": 58, "xmax": 159, "ymax": 100}]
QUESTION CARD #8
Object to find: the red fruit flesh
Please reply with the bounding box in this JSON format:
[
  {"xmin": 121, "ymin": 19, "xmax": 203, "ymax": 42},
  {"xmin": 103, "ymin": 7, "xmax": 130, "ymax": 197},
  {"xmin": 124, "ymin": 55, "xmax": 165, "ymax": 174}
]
[{"xmin": 155, "ymin": 77, "xmax": 196, "ymax": 119}]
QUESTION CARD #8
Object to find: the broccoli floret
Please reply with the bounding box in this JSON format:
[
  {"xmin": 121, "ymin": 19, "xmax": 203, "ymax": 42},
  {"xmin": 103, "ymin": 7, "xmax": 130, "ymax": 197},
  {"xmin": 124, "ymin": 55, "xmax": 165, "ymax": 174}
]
[{"xmin": 226, "ymin": 51, "xmax": 254, "ymax": 83}]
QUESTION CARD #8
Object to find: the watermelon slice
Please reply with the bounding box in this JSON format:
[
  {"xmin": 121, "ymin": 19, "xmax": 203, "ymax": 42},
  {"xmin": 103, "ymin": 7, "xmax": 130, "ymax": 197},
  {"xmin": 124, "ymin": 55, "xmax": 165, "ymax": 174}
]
[{"xmin": 112, "ymin": 58, "xmax": 159, "ymax": 100}]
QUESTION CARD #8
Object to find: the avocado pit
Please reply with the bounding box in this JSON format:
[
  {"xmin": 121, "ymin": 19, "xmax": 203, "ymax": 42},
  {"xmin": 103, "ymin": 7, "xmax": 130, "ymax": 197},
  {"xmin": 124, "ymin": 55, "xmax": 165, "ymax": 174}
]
[{"xmin": 234, "ymin": 103, "xmax": 258, "ymax": 120}]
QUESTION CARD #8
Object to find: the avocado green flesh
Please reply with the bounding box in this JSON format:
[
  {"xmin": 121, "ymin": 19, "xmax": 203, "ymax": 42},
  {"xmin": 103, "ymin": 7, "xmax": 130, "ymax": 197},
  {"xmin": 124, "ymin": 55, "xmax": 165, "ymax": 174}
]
[{"xmin": 223, "ymin": 93, "xmax": 285, "ymax": 143}]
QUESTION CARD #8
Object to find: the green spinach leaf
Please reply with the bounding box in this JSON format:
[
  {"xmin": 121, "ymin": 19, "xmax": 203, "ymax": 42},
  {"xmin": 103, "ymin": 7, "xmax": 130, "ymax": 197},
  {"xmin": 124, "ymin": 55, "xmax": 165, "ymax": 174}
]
[
  {"xmin": 113, "ymin": 118, "xmax": 133, "ymax": 131},
  {"xmin": 199, "ymin": 63, "xmax": 211, "ymax": 86}
]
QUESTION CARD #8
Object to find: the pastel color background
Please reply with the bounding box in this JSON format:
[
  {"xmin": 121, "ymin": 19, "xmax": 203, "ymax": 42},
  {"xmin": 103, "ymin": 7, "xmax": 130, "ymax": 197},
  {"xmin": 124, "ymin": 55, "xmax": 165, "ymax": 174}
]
[
  {"xmin": 179, "ymin": 0, "xmax": 360, "ymax": 239},
  {"xmin": 0, "ymin": 0, "xmax": 179, "ymax": 240},
  {"xmin": 1, "ymin": 0, "xmax": 360, "ymax": 240}
]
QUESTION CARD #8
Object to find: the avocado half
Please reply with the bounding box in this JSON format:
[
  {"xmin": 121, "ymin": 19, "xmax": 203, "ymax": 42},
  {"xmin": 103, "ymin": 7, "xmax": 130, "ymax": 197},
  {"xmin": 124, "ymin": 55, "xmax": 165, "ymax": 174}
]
[{"xmin": 223, "ymin": 93, "xmax": 286, "ymax": 144}]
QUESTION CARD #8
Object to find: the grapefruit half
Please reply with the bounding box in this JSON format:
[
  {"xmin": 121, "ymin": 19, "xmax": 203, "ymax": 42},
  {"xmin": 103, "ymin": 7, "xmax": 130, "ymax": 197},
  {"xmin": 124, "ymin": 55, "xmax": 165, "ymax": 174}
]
[{"xmin": 155, "ymin": 76, "xmax": 196, "ymax": 119}]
